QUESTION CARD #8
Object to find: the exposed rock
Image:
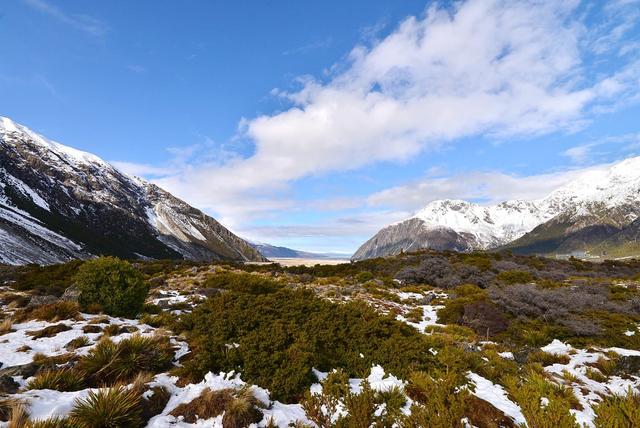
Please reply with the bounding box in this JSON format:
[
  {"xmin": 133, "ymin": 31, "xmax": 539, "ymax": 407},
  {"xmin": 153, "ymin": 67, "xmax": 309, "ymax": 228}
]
[
  {"xmin": 614, "ymin": 355, "xmax": 640, "ymax": 377},
  {"xmin": 0, "ymin": 362, "xmax": 39, "ymax": 378},
  {"xmin": 0, "ymin": 375, "xmax": 19, "ymax": 394},
  {"xmin": 60, "ymin": 285, "xmax": 81, "ymax": 302},
  {"xmin": 27, "ymin": 295, "xmax": 58, "ymax": 307}
]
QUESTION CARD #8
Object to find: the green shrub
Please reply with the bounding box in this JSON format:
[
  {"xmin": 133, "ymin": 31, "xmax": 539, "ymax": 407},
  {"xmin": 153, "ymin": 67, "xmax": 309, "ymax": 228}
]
[
  {"xmin": 505, "ymin": 369, "xmax": 579, "ymax": 428},
  {"xmin": 69, "ymin": 386, "xmax": 142, "ymax": 428},
  {"xmin": 75, "ymin": 257, "xmax": 148, "ymax": 318},
  {"xmin": 356, "ymin": 271, "xmax": 374, "ymax": 282},
  {"xmin": 496, "ymin": 270, "xmax": 534, "ymax": 285},
  {"xmin": 27, "ymin": 368, "xmax": 86, "ymax": 391},
  {"xmin": 301, "ymin": 373, "xmax": 406, "ymax": 427},
  {"xmin": 203, "ymin": 272, "xmax": 281, "ymax": 295},
  {"xmin": 403, "ymin": 370, "xmax": 469, "ymax": 428},
  {"xmin": 181, "ymin": 288, "xmax": 438, "ymax": 402},
  {"xmin": 593, "ymin": 388, "xmax": 640, "ymax": 427}
]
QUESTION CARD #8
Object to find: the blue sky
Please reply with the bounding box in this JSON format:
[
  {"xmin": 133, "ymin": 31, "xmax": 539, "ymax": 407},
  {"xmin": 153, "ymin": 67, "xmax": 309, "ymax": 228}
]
[{"xmin": 1, "ymin": 0, "xmax": 640, "ymax": 254}]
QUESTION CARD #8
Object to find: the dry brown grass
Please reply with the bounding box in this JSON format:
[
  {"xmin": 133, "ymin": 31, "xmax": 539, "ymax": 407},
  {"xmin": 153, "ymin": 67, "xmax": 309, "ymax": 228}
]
[
  {"xmin": 170, "ymin": 388, "xmax": 234, "ymax": 423},
  {"xmin": 18, "ymin": 302, "xmax": 80, "ymax": 323},
  {"xmin": 26, "ymin": 323, "xmax": 71, "ymax": 339},
  {"xmin": 7, "ymin": 401, "xmax": 29, "ymax": 428},
  {"xmin": 0, "ymin": 317, "xmax": 14, "ymax": 335}
]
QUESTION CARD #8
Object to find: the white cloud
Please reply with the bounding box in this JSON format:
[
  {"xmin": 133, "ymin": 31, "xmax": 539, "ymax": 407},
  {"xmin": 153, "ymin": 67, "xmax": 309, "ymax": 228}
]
[
  {"xmin": 111, "ymin": 161, "xmax": 176, "ymax": 178},
  {"xmin": 155, "ymin": 0, "xmax": 639, "ymax": 227},
  {"xmin": 366, "ymin": 166, "xmax": 608, "ymax": 212},
  {"xmin": 24, "ymin": 0, "xmax": 108, "ymax": 36},
  {"xmin": 562, "ymin": 144, "xmax": 595, "ymax": 164}
]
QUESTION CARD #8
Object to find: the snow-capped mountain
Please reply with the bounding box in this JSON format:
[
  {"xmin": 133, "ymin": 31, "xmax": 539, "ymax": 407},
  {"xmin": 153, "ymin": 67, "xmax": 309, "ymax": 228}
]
[
  {"xmin": 0, "ymin": 117, "xmax": 266, "ymax": 265},
  {"xmin": 353, "ymin": 157, "xmax": 640, "ymax": 260}
]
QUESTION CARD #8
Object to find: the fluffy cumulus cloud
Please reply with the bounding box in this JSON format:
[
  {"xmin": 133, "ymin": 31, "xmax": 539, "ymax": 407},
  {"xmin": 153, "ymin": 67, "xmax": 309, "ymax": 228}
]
[{"xmin": 134, "ymin": 0, "xmax": 640, "ymax": 246}]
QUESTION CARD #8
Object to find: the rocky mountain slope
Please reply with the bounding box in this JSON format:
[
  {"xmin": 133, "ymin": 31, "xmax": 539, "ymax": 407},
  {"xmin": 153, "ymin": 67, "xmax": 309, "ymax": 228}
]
[
  {"xmin": 0, "ymin": 117, "xmax": 266, "ymax": 265},
  {"xmin": 353, "ymin": 157, "xmax": 640, "ymax": 260}
]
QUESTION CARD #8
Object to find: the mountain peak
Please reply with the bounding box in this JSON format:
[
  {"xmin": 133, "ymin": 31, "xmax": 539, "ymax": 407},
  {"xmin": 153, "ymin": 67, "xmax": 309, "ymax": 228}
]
[
  {"xmin": 354, "ymin": 155, "xmax": 640, "ymax": 260},
  {"xmin": 0, "ymin": 117, "xmax": 266, "ymax": 265}
]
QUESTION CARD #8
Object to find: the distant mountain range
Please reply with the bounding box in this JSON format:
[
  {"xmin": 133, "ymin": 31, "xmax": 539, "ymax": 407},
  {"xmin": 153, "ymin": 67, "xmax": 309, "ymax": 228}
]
[
  {"xmin": 0, "ymin": 117, "xmax": 266, "ymax": 265},
  {"xmin": 353, "ymin": 157, "xmax": 640, "ymax": 260},
  {"xmin": 250, "ymin": 242, "xmax": 349, "ymax": 259}
]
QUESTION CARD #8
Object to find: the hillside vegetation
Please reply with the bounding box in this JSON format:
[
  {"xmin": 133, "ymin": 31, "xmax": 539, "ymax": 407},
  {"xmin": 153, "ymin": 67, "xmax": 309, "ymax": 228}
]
[{"xmin": 1, "ymin": 250, "xmax": 640, "ymax": 426}]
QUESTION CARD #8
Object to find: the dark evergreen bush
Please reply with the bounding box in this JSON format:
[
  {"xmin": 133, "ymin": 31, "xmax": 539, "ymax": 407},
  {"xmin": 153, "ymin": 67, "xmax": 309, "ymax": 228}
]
[
  {"xmin": 181, "ymin": 287, "xmax": 438, "ymax": 402},
  {"xmin": 75, "ymin": 257, "xmax": 147, "ymax": 317}
]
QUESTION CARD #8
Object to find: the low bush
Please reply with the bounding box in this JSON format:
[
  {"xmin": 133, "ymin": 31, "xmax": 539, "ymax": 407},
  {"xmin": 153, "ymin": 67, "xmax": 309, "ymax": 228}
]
[
  {"xmin": 496, "ymin": 270, "xmax": 535, "ymax": 285},
  {"xmin": 505, "ymin": 369, "xmax": 579, "ymax": 428},
  {"xmin": 181, "ymin": 288, "xmax": 439, "ymax": 402},
  {"xmin": 202, "ymin": 272, "xmax": 281, "ymax": 294},
  {"xmin": 75, "ymin": 257, "xmax": 148, "ymax": 318},
  {"xmin": 403, "ymin": 370, "xmax": 469, "ymax": 428},
  {"xmin": 528, "ymin": 351, "xmax": 571, "ymax": 366},
  {"xmin": 302, "ymin": 372, "xmax": 405, "ymax": 427},
  {"xmin": 593, "ymin": 388, "xmax": 640, "ymax": 427}
]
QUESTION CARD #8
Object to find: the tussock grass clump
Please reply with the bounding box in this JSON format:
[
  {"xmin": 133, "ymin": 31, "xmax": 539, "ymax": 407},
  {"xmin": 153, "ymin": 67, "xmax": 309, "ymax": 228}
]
[
  {"xmin": 78, "ymin": 334, "xmax": 174, "ymax": 385},
  {"xmin": 589, "ymin": 355, "xmax": 618, "ymax": 376},
  {"xmin": 27, "ymin": 368, "xmax": 86, "ymax": 392},
  {"xmin": 0, "ymin": 317, "xmax": 13, "ymax": 335},
  {"xmin": 64, "ymin": 335, "xmax": 91, "ymax": 351},
  {"xmin": 170, "ymin": 387, "xmax": 263, "ymax": 427},
  {"xmin": 26, "ymin": 323, "xmax": 71, "ymax": 339},
  {"xmin": 593, "ymin": 388, "xmax": 640, "ymax": 427},
  {"xmin": 26, "ymin": 302, "xmax": 80, "ymax": 322},
  {"xmin": 170, "ymin": 388, "xmax": 234, "ymax": 422},
  {"xmin": 81, "ymin": 324, "xmax": 102, "ymax": 334},
  {"xmin": 69, "ymin": 386, "xmax": 142, "ymax": 428},
  {"xmin": 101, "ymin": 324, "xmax": 122, "ymax": 337}
]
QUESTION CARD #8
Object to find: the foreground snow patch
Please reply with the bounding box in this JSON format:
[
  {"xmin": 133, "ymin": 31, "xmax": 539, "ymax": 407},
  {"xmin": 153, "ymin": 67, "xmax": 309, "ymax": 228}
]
[{"xmin": 467, "ymin": 372, "xmax": 527, "ymax": 426}]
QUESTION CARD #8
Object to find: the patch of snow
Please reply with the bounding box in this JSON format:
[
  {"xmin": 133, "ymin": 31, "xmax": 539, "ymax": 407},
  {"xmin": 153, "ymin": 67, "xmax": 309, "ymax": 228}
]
[{"xmin": 467, "ymin": 372, "xmax": 527, "ymax": 426}]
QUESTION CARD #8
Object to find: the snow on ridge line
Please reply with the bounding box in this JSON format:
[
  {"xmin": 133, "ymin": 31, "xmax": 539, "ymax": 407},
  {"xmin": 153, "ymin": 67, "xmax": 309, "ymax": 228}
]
[
  {"xmin": 0, "ymin": 116, "xmax": 109, "ymax": 168},
  {"xmin": 399, "ymin": 156, "xmax": 640, "ymax": 250}
]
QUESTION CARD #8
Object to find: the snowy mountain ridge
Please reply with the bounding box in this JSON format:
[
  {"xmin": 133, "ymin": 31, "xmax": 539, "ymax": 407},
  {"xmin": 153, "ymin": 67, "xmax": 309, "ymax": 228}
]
[
  {"xmin": 0, "ymin": 116, "xmax": 266, "ymax": 265},
  {"xmin": 353, "ymin": 156, "xmax": 640, "ymax": 260}
]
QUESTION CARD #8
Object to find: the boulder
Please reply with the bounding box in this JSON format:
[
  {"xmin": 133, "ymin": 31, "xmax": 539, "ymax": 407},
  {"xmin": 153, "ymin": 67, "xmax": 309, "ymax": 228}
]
[
  {"xmin": 614, "ymin": 355, "xmax": 640, "ymax": 377},
  {"xmin": 0, "ymin": 375, "xmax": 19, "ymax": 394},
  {"xmin": 27, "ymin": 295, "xmax": 58, "ymax": 307},
  {"xmin": 60, "ymin": 285, "xmax": 81, "ymax": 302},
  {"xmin": 0, "ymin": 362, "xmax": 40, "ymax": 378}
]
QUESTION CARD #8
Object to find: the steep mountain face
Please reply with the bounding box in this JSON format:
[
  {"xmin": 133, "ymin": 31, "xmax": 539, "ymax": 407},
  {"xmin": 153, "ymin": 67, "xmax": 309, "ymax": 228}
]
[
  {"xmin": 0, "ymin": 117, "xmax": 266, "ymax": 265},
  {"xmin": 353, "ymin": 157, "xmax": 640, "ymax": 260}
]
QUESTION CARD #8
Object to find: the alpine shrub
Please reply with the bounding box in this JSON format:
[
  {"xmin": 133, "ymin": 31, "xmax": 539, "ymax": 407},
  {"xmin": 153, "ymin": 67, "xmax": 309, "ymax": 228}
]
[{"xmin": 75, "ymin": 257, "xmax": 148, "ymax": 317}]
